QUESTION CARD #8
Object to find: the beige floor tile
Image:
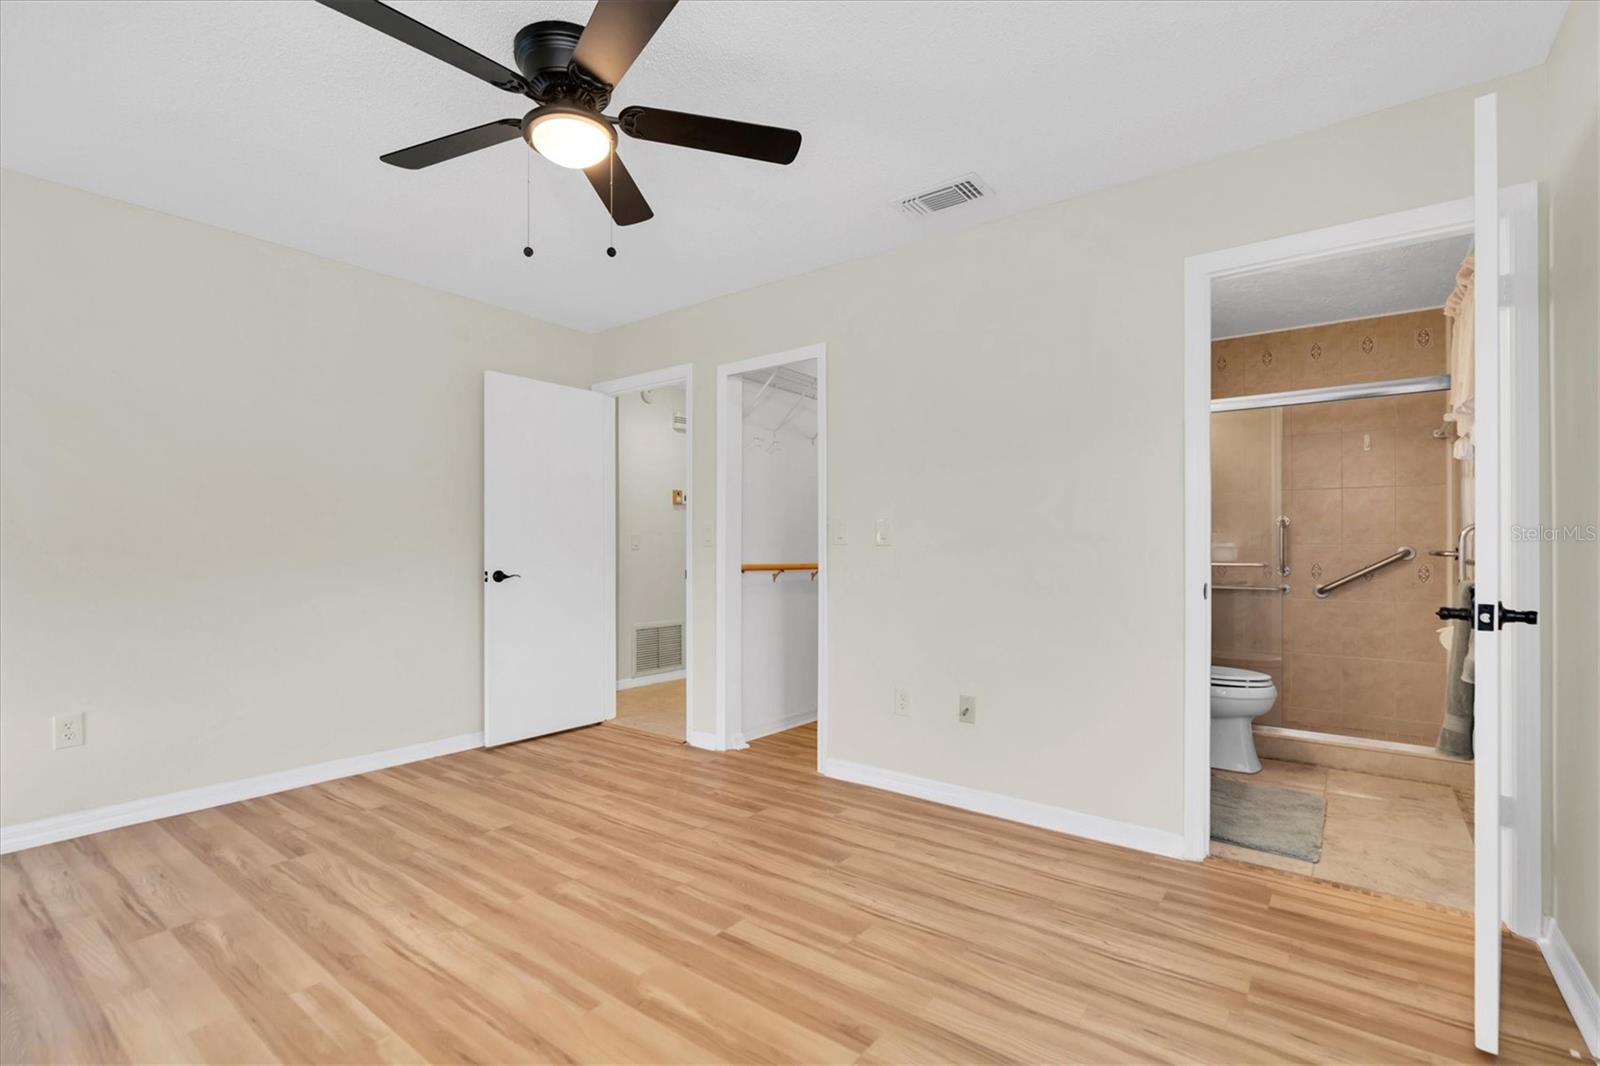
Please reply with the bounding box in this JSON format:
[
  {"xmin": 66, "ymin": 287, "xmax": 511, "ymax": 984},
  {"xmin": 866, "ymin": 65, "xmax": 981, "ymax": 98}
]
[
  {"xmin": 1324, "ymin": 769, "xmax": 1457, "ymax": 804},
  {"xmin": 1209, "ymin": 842, "xmax": 1315, "ymax": 876},
  {"xmin": 1314, "ymin": 831, "xmax": 1474, "ymax": 911},
  {"xmin": 1324, "ymin": 792, "xmax": 1473, "ymax": 850},
  {"xmin": 1214, "ymin": 758, "xmax": 1328, "ymax": 794}
]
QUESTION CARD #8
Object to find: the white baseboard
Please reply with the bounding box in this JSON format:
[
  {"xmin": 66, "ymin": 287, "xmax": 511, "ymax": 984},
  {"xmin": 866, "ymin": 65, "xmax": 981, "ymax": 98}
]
[
  {"xmin": 687, "ymin": 729, "xmax": 723, "ymax": 751},
  {"xmin": 1540, "ymin": 916, "xmax": 1600, "ymax": 1058},
  {"xmin": 821, "ymin": 757, "xmax": 1188, "ymax": 859},
  {"xmin": 617, "ymin": 670, "xmax": 685, "ymax": 690},
  {"xmin": 0, "ymin": 731, "xmax": 484, "ymax": 855},
  {"xmin": 734, "ymin": 710, "xmax": 817, "ymax": 747}
]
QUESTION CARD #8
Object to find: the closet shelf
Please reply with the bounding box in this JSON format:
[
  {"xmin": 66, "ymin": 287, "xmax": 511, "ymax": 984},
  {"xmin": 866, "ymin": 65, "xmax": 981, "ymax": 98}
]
[{"xmin": 742, "ymin": 562, "xmax": 820, "ymax": 582}]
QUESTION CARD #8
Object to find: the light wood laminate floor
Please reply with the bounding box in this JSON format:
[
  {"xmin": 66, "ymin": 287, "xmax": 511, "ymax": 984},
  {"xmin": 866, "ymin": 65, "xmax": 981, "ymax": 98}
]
[{"xmin": 2, "ymin": 723, "xmax": 1587, "ymax": 1063}]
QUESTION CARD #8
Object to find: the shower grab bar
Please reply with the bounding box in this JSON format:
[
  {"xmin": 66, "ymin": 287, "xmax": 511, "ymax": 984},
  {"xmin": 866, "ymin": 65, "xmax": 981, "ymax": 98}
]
[
  {"xmin": 1212, "ymin": 584, "xmax": 1290, "ymax": 593},
  {"xmin": 1211, "ymin": 561, "xmax": 1268, "ymax": 568},
  {"xmin": 1313, "ymin": 547, "xmax": 1415, "ymax": 598},
  {"xmin": 1277, "ymin": 515, "xmax": 1290, "ymax": 577}
]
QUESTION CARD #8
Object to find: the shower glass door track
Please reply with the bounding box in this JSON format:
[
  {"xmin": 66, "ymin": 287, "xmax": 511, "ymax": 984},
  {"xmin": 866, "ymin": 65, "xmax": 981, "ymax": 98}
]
[{"xmin": 1210, "ymin": 373, "xmax": 1449, "ymax": 414}]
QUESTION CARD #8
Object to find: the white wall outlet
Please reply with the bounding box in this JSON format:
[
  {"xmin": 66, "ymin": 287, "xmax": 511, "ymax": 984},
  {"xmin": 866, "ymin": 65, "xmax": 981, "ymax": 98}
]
[
  {"xmin": 893, "ymin": 687, "xmax": 912, "ymax": 718},
  {"xmin": 53, "ymin": 713, "xmax": 85, "ymax": 749},
  {"xmin": 958, "ymin": 695, "xmax": 976, "ymax": 724},
  {"xmin": 830, "ymin": 517, "xmax": 849, "ymax": 545},
  {"xmin": 874, "ymin": 518, "xmax": 892, "ymax": 546}
]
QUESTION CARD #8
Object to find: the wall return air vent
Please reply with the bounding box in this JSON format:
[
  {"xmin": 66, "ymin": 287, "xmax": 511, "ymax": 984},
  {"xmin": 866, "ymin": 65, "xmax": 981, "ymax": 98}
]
[{"xmin": 897, "ymin": 173, "xmax": 991, "ymax": 217}]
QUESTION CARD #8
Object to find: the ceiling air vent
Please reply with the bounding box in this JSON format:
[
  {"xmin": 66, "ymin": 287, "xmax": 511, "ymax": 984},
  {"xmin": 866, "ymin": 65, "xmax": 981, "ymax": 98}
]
[{"xmin": 897, "ymin": 173, "xmax": 991, "ymax": 217}]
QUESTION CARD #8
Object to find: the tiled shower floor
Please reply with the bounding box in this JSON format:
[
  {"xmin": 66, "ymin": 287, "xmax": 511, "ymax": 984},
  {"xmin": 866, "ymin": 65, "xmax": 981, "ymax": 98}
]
[{"xmin": 1210, "ymin": 758, "xmax": 1475, "ymax": 910}]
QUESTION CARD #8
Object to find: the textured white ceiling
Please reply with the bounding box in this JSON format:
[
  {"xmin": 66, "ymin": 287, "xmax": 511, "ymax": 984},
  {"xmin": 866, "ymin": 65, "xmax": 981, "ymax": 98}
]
[
  {"xmin": 1213, "ymin": 233, "xmax": 1473, "ymax": 337},
  {"xmin": 0, "ymin": 1, "xmax": 1566, "ymax": 332}
]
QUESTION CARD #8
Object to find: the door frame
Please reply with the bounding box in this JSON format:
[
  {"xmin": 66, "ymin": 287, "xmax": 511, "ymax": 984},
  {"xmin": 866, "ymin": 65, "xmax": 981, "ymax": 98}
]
[
  {"xmin": 714, "ymin": 344, "xmax": 828, "ymax": 766},
  {"xmin": 591, "ymin": 364, "xmax": 695, "ymax": 742},
  {"xmin": 1179, "ymin": 187, "xmax": 1542, "ymax": 935}
]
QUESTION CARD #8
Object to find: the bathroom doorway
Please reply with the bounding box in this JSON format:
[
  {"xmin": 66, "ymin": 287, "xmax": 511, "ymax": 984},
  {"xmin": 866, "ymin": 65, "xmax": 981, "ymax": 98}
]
[
  {"xmin": 1183, "ymin": 104, "xmax": 1543, "ymax": 1053},
  {"xmin": 592, "ymin": 365, "xmax": 694, "ymax": 743}
]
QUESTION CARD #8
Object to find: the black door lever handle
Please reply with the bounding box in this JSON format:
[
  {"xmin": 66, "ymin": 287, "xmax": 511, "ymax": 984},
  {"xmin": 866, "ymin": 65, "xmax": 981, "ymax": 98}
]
[
  {"xmin": 1436, "ymin": 606, "xmax": 1473, "ymax": 622},
  {"xmin": 491, "ymin": 570, "xmax": 521, "ymax": 583}
]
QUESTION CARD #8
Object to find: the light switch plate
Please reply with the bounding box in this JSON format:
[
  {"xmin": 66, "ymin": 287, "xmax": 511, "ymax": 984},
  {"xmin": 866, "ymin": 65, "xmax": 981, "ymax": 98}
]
[
  {"xmin": 630, "ymin": 534, "xmax": 641, "ymax": 551},
  {"xmin": 874, "ymin": 518, "xmax": 892, "ymax": 546},
  {"xmin": 958, "ymin": 695, "xmax": 976, "ymax": 724},
  {"xmin": 830, "ymin": 517, "xmax": 849, "ymax": 545}
]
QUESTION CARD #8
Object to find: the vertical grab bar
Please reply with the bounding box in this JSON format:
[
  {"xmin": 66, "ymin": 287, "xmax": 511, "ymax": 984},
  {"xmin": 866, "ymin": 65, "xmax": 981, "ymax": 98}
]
[{"xmin": 1277, "ymin": 515, "xmax": 1291, "ymax": 577}]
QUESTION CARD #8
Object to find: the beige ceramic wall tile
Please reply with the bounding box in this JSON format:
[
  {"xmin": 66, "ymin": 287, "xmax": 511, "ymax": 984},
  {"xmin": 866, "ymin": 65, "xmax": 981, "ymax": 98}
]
[
  {"xmin": 1341, "ymin": 658, "xmax": 1399, "ymax": 720},
  {"xmin": 1241, "ymin": 332, "xmax": 1301, "ymax": 394},
  {"xmin": 1342, "ymin": 488, "xmax": 1398, "ymax": 544},
  {"xmin": 1288, "ymin": 489, "xmax": 1341, "ymax": 543},
  {"xmin": 1211, "ymin": 338, "xmax": 1246, "ymax": 398},
  {"xmin": 1393, "ymin": 422, "xmax": 1449, "ymax": 486},
  {"xmin": 1292, "ymin": 431, "xmax": 1342, "ymax": 489},
  {"xmin": 1341, "ymin": 425, "xmax": 1396, "ymax": 487},
  {"xmin": 1396, "ymin": 484, "xmax": 1448, "ymax": 547},
  {"xmin": 1289, "ymin": 402, "xmax": 1343, "ymax": 435}
]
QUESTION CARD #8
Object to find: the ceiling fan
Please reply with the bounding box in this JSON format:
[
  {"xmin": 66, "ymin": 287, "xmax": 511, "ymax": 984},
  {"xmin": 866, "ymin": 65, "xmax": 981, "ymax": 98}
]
[{"xmin": 316, "ymin": 0, "xmax": 802, "ymax": 227}]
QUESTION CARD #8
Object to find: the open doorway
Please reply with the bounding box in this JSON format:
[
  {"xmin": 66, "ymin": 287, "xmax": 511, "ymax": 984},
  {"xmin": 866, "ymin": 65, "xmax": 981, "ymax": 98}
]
[
  {"xmin": 1204, "ymin": 235, "xmax": 1477, "ymax": 906},
  {"xmin": 715, "ymin": 345, "xmax": 827, "ymax": 760},
  {"xmin": 593, "ymin": 366, "xmax": 693, "ymax": 743},
  {"xmin": 1184, "ymin": 116, "xmax": 1543, "ymax": 1051}
]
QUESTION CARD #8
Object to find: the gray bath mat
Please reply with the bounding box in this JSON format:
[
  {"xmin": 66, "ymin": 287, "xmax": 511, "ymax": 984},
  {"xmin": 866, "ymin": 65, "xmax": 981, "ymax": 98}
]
[{"xmin": 1211, "ymin": 777, "xmax": 1326, "ymax": 863}]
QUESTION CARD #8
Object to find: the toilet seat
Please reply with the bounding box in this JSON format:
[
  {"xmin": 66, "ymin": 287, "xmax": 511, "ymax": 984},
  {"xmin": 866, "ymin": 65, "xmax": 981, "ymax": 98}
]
[{"xmin": 1210, "ymin": 666, "xmax": 1274, "ymax": 689}]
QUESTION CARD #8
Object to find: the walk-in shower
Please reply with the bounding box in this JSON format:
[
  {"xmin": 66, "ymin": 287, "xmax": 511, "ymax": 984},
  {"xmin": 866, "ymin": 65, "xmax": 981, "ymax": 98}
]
[{"xmin": 1210, "ymin": 372, "xmax": 1467, "ymax": 750}]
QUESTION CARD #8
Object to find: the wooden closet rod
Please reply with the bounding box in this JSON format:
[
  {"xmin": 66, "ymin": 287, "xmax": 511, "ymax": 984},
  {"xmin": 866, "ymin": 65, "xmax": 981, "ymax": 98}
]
[{"xmin": 741, "ymin": 562, "xmax": 820, "ymax": 582}]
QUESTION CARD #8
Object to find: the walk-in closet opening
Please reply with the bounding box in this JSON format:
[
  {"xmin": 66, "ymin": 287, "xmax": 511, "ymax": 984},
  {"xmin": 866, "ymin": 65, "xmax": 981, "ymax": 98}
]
[{"xmin": 716, "ymin": 346, "xmax": 827, "ymax": 758}]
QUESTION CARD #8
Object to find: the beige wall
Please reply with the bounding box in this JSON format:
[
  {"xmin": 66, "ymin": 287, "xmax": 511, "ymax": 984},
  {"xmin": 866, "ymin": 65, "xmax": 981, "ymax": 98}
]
[
  {"xmin": 615, "ymin": 385, "xmax": 687, "ymax": 680},
  {"xmin": 593, "ymin": 71, "xmax": 1547, "ymax": 834},
  {"xmin": 1541, "ymin": 0, "xmax": 1600, "ymax": 999},
  {"xmin": 1212, "ymin": 311, "xmax": 1460, "ymax": 746},
  {"xmin": 0, "ymin": 171, "xmax": 597, "ymax": 825}
]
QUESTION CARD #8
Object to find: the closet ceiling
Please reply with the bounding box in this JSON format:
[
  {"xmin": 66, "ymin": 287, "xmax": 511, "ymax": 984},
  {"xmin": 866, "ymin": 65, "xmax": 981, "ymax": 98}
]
[
  {"xmin": 0, "ymin": 1, "xmax": 1565, "ymax": 332},
  {"xmin": 1213, "ymin": 233, "xmax": 1474, "ymax": 338}
]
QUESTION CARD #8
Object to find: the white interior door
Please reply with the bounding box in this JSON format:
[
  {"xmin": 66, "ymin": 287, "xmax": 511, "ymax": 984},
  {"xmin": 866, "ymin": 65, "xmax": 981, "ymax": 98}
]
[
  {"xmin": 1470, "ymin": 91, "xmax": 1502, "ymax": 1056},
  {"xmin": 484, "ymin": 371, "xmax": 615, "ymax": 747}
]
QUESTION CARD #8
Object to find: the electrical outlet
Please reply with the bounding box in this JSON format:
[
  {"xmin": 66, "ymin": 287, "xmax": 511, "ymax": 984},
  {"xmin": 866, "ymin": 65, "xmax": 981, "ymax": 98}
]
[
  {"xmin": 53, "ymin": 713, "xmax": 85, "ymax": 749},
  {"xmin": 958, "ymin": 695, "xmax": 976, "ymax": 724},
  {"xmin": 893, "ymin": 688, "xmax": 912, "ymax": 718}
]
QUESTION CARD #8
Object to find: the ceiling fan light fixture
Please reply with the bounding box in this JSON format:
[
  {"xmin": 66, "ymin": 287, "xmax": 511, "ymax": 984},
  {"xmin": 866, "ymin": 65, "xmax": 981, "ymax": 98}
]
[{"xmin": 524, "ymin": 108, "xmax": 614, "ymax": 169}]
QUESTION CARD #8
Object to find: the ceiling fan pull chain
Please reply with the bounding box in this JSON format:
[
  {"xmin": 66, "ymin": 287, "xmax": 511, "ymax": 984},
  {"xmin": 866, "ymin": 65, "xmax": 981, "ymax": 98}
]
[
  {"xmin": 606, "ymin": 148, "xmax": 617, "ymax": 258},
  {"xmin": 522, "ymin": 148, "xmax": 534, "ymax": 258}
]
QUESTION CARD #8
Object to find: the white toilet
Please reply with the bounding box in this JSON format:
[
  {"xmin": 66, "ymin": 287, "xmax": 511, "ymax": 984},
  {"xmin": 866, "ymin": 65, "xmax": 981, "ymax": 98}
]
[{"xmin": 1210, "ymin": 666, "xmax": 1278, "ymax": 773}]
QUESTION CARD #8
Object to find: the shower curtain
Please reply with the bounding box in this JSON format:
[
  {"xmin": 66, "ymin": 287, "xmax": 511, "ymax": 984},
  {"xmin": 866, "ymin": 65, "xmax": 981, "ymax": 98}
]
[{"xmin": 1442, "ymin": 256, "xmax": 1476, "ymax": 461}]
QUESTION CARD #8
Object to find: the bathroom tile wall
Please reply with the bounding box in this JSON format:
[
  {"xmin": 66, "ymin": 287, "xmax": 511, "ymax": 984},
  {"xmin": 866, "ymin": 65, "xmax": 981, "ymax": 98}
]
[{"xmin": 1212, "ymin": 309, "xmax": 1458, "ymax": 745}]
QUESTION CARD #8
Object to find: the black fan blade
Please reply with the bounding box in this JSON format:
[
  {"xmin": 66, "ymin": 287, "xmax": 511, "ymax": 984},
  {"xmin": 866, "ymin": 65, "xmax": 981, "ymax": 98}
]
[
  {"xmin": 380, "ymin": 119, "xmax": 524, "ymax": 169},
  {"xmin": 619, "ymin": 106, "xmax": 801, "ymax": 165},
  {"xmin": 316, "ymin": 0, "xmax": 530, "ymax": 94},
  {"xmin": 583, "ymin": 153, "xmax": 654, "ymax": 225},
  {"xmin": 570, "ymin": 0, "xmax": 677, "ymax": 89}
]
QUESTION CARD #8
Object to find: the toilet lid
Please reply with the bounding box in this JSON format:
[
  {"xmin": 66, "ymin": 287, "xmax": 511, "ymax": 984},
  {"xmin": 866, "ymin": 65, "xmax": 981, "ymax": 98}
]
[{"xmin": 1210, "ymin": 666, "xmax": 1275, "ymax": 688}]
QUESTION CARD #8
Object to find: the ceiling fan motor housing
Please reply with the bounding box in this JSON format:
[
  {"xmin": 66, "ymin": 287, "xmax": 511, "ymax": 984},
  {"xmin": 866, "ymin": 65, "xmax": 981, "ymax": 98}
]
[{"xmin": 514, "ymin": 21, "xmax": 609, "ymax": 110}]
